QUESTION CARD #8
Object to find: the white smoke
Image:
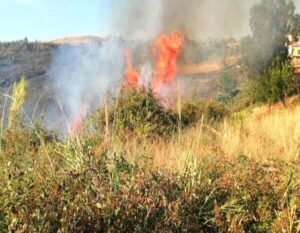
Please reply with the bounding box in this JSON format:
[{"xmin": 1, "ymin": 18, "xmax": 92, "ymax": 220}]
[{"xmin": 48, "ymin": 39, "xmax": 127, "ymax": 129}]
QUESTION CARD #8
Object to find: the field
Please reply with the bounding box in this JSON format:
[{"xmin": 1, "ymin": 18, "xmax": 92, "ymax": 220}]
[{"xmin": 0, "ymin": 85, "xmax": 299, "ymax": 233}]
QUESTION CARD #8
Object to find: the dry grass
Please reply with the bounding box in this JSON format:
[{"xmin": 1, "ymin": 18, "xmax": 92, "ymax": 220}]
[
  {"xmin": 0, "ymin": 84, "xmax": 299, "ymax": 232},
  {"xmin": 120, "ymin": 101, "xmax": 300, "ymax": 174},
  {"xmin": 178, "ymin": 56, "xmax": 239, "ymax": 75},
  {"xmin": 222, "ymin": 103, "xmax": 300, "ymax": 161}
]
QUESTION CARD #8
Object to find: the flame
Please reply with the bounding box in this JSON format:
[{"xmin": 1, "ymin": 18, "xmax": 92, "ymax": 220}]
[
  {"xmin": 152, "ymin": 31, "xmax": 184, "ymax": 98},
  {"xmin": 122, "ymin": 31, "xmax": 184, "ymax": 99},
  {"xmin": 70, "ymin": 106, "xmax": 87, "ymax": 135},
  {"xmin": 123, "ymin": 49, "xmax": 140, "ymax": 88},
  {"xmin": 71, "ymin": 32, "xmax": 185, "ymax": 135}
]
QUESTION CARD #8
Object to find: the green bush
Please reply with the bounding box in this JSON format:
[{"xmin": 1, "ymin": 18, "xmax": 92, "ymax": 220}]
[
  {"xmin": 181, "ymin": 100, "xmax": 229, "ymax": 126},
  {"xmin": 88, "ymin": 88, "xmax": 179, "ymax": 139},
  {"xmin": 254, "ymin": 61, "xmax": 296, "ymax": 104},
  {"xmin": 114, "ymin": 89, "xmax": 178, "ymax": 139}
]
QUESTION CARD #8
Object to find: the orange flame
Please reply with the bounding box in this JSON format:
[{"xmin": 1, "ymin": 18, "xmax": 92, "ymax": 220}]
[
  {"xmin": 152, "ymin": 31, "xmax": 184, "ymax": 98},
  {"xmin": 123, "ymin": 49, "xmax": 140, "ymax": 88}
]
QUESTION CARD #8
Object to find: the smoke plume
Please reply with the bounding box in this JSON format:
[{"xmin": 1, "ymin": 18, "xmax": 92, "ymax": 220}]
[
  {"xmin": 48, "ymin": 39, "xmax": 127, "ymax": 131},
  {"xmin": 109, "ymin": 0, "xmax": 261, "ymax": 40}
]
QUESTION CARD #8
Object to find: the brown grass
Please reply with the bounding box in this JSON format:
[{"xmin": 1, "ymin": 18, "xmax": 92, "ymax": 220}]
[{"xmin": 118, "ymin": 101, "xmax": 300, "ymax": 174}]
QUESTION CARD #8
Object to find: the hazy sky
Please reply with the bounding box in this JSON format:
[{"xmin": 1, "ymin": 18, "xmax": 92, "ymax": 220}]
[{"xmin": 0, "ymin": 0, "xmax": 300, "ymax": 41}]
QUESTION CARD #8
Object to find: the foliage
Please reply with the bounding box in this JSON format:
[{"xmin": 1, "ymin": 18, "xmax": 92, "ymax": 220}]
[
  {"xmin": 114, "ymin": 89, "xmax": 179, "ymax": 139},
  {"xmin": 181, "ymin": 100, "xmax": 229, "ymax": 126},
  {"xmin": 254, "ymin": 61, "xmax": 296, "ymax": 103},
  {"xmin": 241, "ymin": 0, "xmax": 295, "ymax": 78},
  {"xmin": 89, "ymin": 88, "xmax": 179, "ymax": 139},
  {"xmin": 0, "ymin": 92, "xmax": 300, "ymax": 232},
  {"xmin": 229, "ymin": 79, "xmax": 257, "ymax": 112},
  {"xmin": 0, "ymin": 137, "xmax": 299, "ymax": 232}
]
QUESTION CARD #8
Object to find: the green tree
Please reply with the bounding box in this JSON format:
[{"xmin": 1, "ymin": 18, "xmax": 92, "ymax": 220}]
[
  {"xmin": 254, "ymin": 61, "xmax": 295, "ymax": 104},
  {"xmin": 241, "ymin": 0, "xmax": 295, "ymax": 78}
]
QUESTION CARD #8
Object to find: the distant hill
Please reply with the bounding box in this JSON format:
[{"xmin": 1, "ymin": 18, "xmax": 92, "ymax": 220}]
[{"xmin": 50, "ymin": 36, "xmax": 104, "ymax": 45}]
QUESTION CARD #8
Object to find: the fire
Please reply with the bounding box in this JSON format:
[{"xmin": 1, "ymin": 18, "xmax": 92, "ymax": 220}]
[
  {"xmin": 122, "ymin": 31, "xmax": 184, "ymax": 97},
  {"xmin": 152, "ymin": 31, "xmax": 184, "ymax": 98},
  {"xmin": 123, "ymin": 49, "xmax": 140, "ymax": 88},
  {"xmin": 70, "ymin": 106, "xmax": 87, "ymax": 135},
  {"xmin": 71, "ymin": 32, "xmax": 184, "ymax": 136}
]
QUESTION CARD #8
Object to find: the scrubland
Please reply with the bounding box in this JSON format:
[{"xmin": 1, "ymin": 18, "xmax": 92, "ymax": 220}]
[{"xmin": 0, "ymin": 86, "xmax": 299, "ymax": 233}]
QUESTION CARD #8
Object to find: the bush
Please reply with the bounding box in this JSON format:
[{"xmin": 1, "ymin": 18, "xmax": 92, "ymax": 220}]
[
  {"xmin": 181, "ymin": 100, "xmax": 229, "ymax": 126},
  {"xmin": 254, "ymin": 61, "xmax": 296, "ymax": 104},
  {"xmin": 88, "ymin": 88, "xmax": 179, "ymax": 139},
  {"xmin": 114, "ymin": 89, "xmax": 179, "ymax": 139}
]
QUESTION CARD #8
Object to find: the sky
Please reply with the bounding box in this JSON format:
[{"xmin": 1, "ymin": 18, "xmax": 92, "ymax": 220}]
[
  {"xmin": 0, "ymin": 0, "xmax": 113, "ymax": 41},
  {"xmin": 0, "ymin": 0, "xmax": 300, "ymax": 42}
]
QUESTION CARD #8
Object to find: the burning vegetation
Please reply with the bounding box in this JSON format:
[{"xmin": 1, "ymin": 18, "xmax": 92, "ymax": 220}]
[
  {"xmin": 123, "ymin": 49, "xmax": 140, "ymax": 88},
  {"xmin": 152, "ymin": 31, "xmax": 184, "ymax": 98},
  {"xmin": 123, "ymin": 31, "xmax": 184, "ymax": 101}
]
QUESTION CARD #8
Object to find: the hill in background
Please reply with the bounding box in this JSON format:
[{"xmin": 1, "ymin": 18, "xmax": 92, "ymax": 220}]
[{"xmin": 0, "ymin": 36, "xmax": 243, "ymax": 126}]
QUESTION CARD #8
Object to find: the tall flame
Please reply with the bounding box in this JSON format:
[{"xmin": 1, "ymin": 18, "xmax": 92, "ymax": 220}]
[
  {"xmin": 123, "ymin": 49, "xmax": 140, "ymax": 88},
  {"xmin": 152, "ymin": 31, "xmax": 184, "ymax": 98}
]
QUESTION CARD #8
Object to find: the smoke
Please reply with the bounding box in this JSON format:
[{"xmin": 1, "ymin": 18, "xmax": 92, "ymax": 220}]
[
  {"xmin": 48, "ymin": 39, "xmax": 127, "ymax": 131},
  {"xmin": 46, "ymin": 0, "xmax": 264, "ymax": 133},
  {"xmin": 109, "ymin": 0, "xmax": 261, "ymax": 40}
]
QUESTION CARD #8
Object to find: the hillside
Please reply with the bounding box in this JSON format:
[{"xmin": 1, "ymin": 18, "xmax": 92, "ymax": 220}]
[
  {"xmin": 0, "ymin": 40, "xmax": 55, "ymax": 88},
  {"xmin": 0, "ymin": 37, "xmax": 241, "ymax": 104},
  {"xmin": 50, "ymin": 36, "xmax": 104, "ymax": 45}
]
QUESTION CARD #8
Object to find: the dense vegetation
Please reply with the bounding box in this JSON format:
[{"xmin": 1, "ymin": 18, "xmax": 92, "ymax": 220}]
[
  {"xmin": 0, "ymin": 78, "xmax": 299, "ymax": 232},
  {"xmin": 240, "ymin": 0, "xmax": 299, "ymax": 105},
  {"xmin": 1, "ymin": 0, "xmax": 300, "ymax": 232}
]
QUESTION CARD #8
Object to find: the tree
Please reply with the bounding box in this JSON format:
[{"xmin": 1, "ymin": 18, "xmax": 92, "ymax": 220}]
[
  {"xmin": 254, "ymin": 61, "xmax": 295, "ymax": 104},
  {"xmin": 291, "ymin": 14, "xmax": 300, "ymax": 41},
  {"xmin": 241, "ymin": 0, "xmax": 295, "ymax": 78}
]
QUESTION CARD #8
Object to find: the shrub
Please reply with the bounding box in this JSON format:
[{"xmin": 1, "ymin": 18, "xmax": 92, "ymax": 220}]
[
  {"xmin": 88, "ymin": 88, "xmax": 178, "ymax": 139},
  {"xmin": 181, "ymin": 100, "xmax": 229, "ymax": 126},
  {"xmin": 254, "ymin": 61, "xmax": 296, "ymax": 104},
  {"xmin": 114, "ymin": 89, "xmax": 179, "ymax": 139}
]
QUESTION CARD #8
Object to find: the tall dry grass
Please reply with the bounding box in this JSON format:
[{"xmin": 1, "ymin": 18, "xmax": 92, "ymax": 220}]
[
  {"xmin": 221, "ymin": 104, "xmax": 300, "ymax": 161},
  {"xmin": 0, "ymin": 80, "xmax": 299, "ymax": 232},
  {"xmin": 120, "ymin": 102, "xmax": 300, "ymax": 173}
]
